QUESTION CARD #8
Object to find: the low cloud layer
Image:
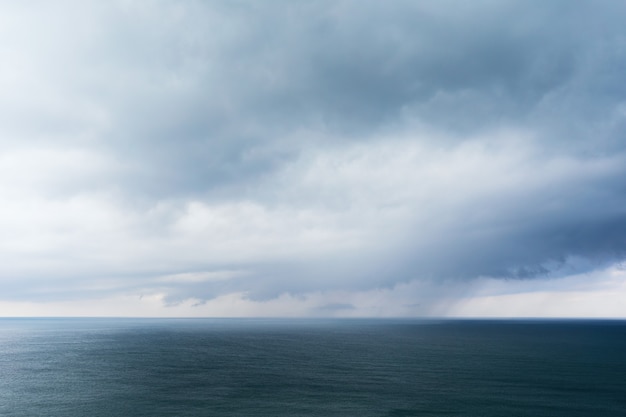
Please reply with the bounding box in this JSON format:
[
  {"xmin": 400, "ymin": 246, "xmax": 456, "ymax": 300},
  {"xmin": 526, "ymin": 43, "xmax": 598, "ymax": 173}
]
[{"xmin": 1, "ymin": 1, "xmax": 626, "ymax": 316}]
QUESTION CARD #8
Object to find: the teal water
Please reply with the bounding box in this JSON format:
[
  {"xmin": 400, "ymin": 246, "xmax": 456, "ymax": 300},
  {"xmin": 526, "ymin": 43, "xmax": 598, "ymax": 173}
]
[{"xmin": 0, "ymin": 319, "xmax": 624, "ymax": 416}]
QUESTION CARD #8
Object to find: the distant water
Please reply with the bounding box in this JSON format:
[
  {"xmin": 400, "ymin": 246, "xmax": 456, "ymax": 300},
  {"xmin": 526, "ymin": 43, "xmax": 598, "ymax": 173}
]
[{"xmin": 1, "ymin": 319, "xmax": 625, "ymax": 416}]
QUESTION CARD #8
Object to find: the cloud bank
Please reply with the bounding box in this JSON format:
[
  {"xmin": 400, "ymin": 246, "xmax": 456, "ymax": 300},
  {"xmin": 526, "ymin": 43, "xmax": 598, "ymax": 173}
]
[{"xmin": 1, "ymin": 1, "xmax": 626, "ymax": 316}]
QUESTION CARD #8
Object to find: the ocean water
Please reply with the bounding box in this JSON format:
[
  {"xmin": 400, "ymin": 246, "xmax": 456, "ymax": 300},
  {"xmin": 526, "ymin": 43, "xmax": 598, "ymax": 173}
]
[{"xmin": 0, "ymin": 319, "xmax": 624, "ymax": 416}]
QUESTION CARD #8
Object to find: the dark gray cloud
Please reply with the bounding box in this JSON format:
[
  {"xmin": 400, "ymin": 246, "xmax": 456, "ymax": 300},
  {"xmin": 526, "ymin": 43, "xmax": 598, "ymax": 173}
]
[{"xmin": 89, "ymin": 0, "xmax": 625, "ymax": 199}]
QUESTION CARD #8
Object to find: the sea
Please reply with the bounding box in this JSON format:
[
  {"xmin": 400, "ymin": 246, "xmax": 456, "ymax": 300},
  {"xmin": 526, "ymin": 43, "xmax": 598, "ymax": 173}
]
[{"xmin": 0, "ymin": 318, "xmax": 624, "ymax": 416}]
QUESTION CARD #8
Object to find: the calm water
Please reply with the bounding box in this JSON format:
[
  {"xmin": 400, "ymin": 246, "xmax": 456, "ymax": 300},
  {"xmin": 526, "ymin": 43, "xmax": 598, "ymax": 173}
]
[{"xmin": 0, "ymin": 318, "xmax": 625, "ymax": 416}]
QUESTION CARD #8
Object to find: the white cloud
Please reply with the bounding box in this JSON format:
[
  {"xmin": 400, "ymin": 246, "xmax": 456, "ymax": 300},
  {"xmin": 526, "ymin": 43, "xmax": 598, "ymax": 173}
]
[{"xmin": 1, "ymin": 1, "xmax": 626, "ymax": 316}]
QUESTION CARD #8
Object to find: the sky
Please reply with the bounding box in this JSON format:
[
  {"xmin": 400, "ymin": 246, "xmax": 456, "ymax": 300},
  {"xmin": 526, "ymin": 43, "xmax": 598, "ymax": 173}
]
[{"xmin": 1, "ymin": 0, "xmax": 626, "ymax": 317}]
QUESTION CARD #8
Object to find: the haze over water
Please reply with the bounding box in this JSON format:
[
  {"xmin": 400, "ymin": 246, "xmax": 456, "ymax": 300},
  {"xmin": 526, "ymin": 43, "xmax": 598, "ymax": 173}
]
[{"xmin": 1, "ymin": 318, "xmax": 624, "ymax": 416}]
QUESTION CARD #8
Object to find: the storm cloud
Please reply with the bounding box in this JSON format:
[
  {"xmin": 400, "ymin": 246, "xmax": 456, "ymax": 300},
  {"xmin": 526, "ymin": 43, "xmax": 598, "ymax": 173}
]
[{"xmin": 1, "ymin": 0, "xmax": 626, "ymax": 315}]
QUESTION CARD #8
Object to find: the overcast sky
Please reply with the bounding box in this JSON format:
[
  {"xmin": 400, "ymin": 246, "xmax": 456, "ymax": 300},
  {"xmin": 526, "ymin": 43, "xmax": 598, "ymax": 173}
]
[{"xmin": 1, "ymin": 0, "xmax": 626, "ymax": 317}]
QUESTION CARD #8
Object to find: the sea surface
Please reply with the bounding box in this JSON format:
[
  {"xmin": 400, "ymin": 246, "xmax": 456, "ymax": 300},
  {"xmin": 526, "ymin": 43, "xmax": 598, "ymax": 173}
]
[{"xmin": 0, "ymin": 318, "xmax": 625, "ymax": 416}]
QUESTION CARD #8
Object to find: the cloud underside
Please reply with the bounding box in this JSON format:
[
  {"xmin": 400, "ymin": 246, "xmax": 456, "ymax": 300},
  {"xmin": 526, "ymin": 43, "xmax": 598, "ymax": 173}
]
[{"xmin": 1, "ymin": 1, "xmax": 626, "ymax": 313}]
